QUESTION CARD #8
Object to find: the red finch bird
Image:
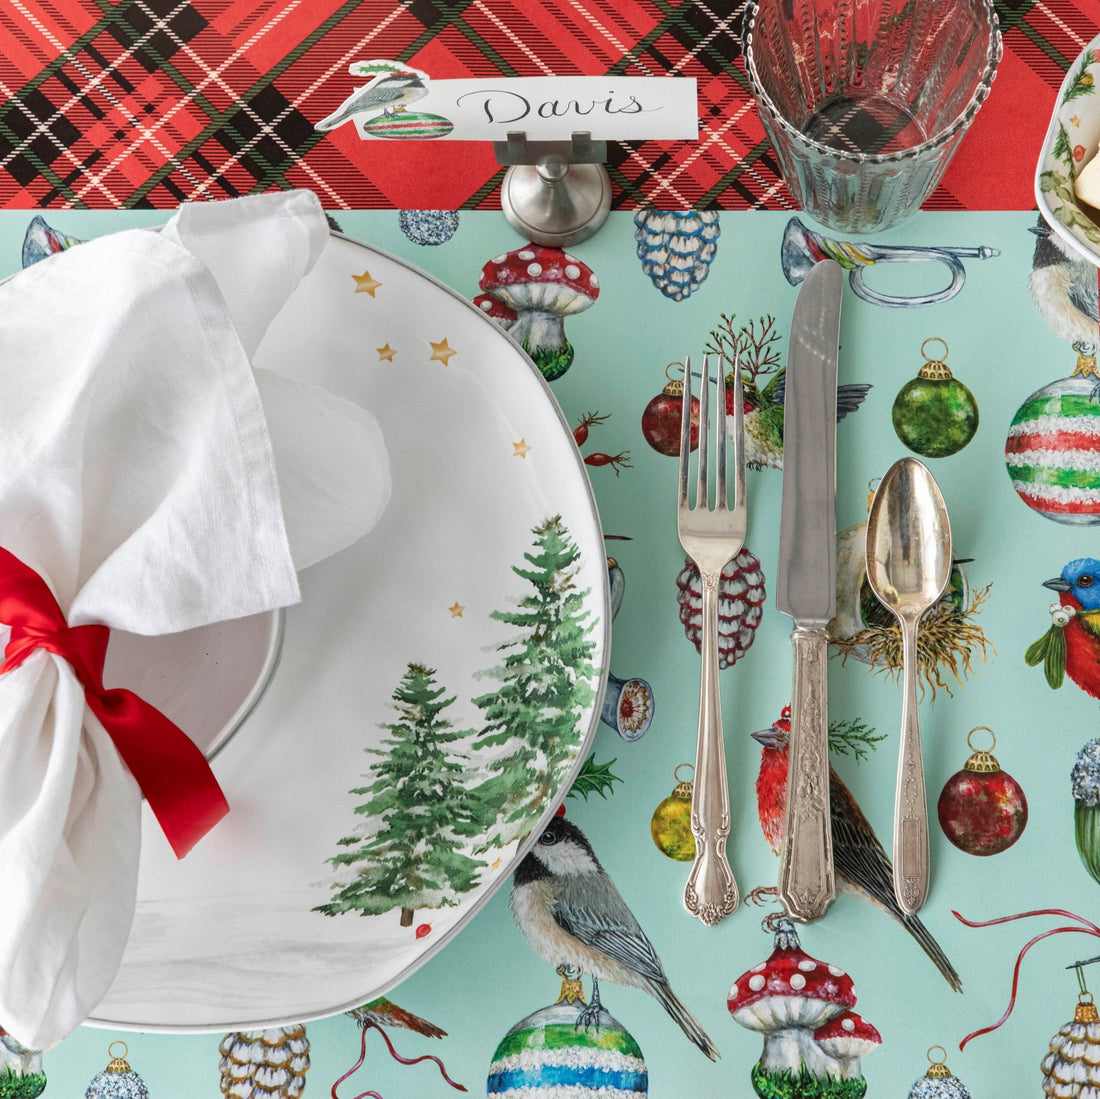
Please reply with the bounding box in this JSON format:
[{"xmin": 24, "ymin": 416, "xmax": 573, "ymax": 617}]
[
  {"xmin": 1043, "ymin": 559, "xmax": 1100, "ymax": 699},
  {"xmin": 752, "ymin": 706, "xmax": 961, "ymax": 991}
]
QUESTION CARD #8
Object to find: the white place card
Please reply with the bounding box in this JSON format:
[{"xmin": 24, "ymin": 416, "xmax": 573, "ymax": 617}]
[{"xmin": 315, "ymin": 62, "xmax": 699, "ymax": 143}]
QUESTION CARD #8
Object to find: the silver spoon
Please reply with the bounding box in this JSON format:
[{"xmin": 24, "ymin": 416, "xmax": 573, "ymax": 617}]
[{"xmin": 865, "ymin": 457, "xmax": 952, "ymax": 915}]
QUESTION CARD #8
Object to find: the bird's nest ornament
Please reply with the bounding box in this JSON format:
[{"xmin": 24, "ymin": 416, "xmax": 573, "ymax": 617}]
[
  {"xmin": 828, "ymin": 520, "xmax": 992, "ymax": 698},
  {"xmin": 728, "ymin": 913, "xmax": 881, "ymax": 1099}
]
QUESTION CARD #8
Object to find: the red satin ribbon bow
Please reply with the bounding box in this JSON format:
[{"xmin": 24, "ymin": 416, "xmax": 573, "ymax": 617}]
[{"xmin": 0, "ymin": 546, "xmax": 229, "ymax": 858}]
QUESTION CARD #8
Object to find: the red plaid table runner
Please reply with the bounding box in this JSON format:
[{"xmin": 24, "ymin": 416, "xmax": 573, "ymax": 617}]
[{"xmin": 0, "ymin": 0, "xmax": 1094, "ymax": 210}]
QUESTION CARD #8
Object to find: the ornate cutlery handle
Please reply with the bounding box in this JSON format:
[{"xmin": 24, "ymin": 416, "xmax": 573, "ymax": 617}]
[
  {"xmin": 684, "ymin": 569, "xmax": 739, "ymax": 926},
  {"xmin": 779, "ymin": 626, "xmax": 835, "ymax": 922},
  {"xmin": 893, "ymin": 617, "xmax": 929, "ymax": 914}
]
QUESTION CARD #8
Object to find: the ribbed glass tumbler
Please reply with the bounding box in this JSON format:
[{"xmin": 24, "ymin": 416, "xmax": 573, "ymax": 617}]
[{"xmin": 743, "ymin": 0, "xmax": 1002, "ymax": 233}]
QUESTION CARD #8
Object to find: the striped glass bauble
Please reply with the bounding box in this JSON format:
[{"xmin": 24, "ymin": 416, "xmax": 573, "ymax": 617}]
[
  {"xmin": 487, "ymin": 1001, "xmax": 647, "ymax": 1098},
  {"xmin": 1006, "ymin": 372, "xmax": 1100, "ymax": 525}
]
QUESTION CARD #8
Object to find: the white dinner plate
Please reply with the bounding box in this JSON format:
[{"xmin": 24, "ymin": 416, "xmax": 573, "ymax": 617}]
[{"xmin": 88, "ymin": 230, "xmax": 609, "ymax": 1032}]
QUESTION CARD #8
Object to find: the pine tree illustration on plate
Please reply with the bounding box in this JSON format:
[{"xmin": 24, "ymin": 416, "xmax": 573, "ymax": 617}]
[
  {"xmin": 314, "ymin": 662, "xmax": 486, "ymax": 926},
  {"xmin": 471, "ymin": 515, "xmax": 598, "ymax": 851}
]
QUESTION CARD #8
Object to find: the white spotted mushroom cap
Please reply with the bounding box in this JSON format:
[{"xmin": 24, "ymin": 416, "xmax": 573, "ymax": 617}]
[
  {"xmin": 727, "ymin": 925, "xmax": 856, "ymax": 1031},
  {"xmin": 478, "ymin": 245, "xmax": 600, "ymax": 315},
  {"xmin": 472, "ymin": 292, "xmax": 518, "ymax": 326},
  {"xmin": 814, "ymin": 1010, "xmax": 882, "ymax": 1061}
]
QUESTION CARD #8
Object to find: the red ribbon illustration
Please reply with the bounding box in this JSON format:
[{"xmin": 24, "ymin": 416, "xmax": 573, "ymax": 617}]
[{"xmin": 0, "ymin": 546, "xmax": 229, "ymax": 858}]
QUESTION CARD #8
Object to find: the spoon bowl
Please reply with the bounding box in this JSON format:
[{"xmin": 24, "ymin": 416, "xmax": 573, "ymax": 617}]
[{"xmin": 866, "ymin": 457, "xmax": 952, "ymax": 914}]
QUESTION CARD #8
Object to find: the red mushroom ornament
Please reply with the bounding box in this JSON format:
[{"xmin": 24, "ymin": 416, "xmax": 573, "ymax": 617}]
[
  {"xmin": 814, "ymin": 1012, "xmax": 881, "ymax": 1097},
  {"xmin": 478, "ymin": 245, "xmax": 599, "ymax": 380},
  {"xmin": 729, "ymin": 915, "xmax": 872, "ymax": 1098}
]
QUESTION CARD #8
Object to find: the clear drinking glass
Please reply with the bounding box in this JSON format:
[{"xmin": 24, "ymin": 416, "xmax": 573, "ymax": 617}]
[{"xmin": 743, "ymin": 0, "xmax": 1002, "ymax": 233}]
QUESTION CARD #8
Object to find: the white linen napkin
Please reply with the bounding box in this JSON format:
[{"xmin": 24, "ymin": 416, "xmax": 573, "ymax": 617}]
[{"xmin": 0, "ymin": 191, "xmax": 390, "ymax": 1049}]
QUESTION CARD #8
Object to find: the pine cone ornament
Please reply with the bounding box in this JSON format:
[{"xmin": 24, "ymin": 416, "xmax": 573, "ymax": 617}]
[
  {"xmin": 676, "ymin": 548, "xmax": 766, "ymax": 669},
  {"xmin": 1042, "ymin": 995, "xmax": 1100, "ymax": 1097},
  {"xmin": 218, "ymin": 1026, "xmax": 310, "ymax": 1098},
  {"xmin": 633, "ymin": 210, "xmax": 720, "ymax": 301}
]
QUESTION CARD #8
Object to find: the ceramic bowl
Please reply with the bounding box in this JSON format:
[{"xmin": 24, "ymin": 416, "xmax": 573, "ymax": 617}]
[{"xmin": 1036, "ymin": 33, "xmax": 1100, "ymax": 266}]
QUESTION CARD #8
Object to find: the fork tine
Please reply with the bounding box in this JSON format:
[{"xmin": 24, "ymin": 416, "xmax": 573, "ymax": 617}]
[
  {"xmin": 730, "ymin": 349, "xmax": 746, "ymax": 512},
  {"xmin": 712, "ymin": 353, "xmax": 727, "ymax": 510},
  {"xmin": 696, "ymin": 353, "xmax": 709, "ymax": 510},
  {"xmin": 678, "ymin": 356, "xmax": 692, "ymax": 506}
]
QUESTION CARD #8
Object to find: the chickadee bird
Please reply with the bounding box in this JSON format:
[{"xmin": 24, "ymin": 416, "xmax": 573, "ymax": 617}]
[
  {"xmin": 315, "ymin": 67, "xmax": 427, "ymax": 132},
  {"xmin": 510, "ymin": 814, "xmax": 720, "ymax": 1061},
  {"xmin": 1028, "ymin": 216, "xmax": 1099, "ymax": 351}
]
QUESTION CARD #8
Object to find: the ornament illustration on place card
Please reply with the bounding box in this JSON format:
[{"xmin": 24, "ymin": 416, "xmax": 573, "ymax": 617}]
[
  {"xmin": 892, "ymin": 338, "xmax": 979, "ymax": 458},
  {"xmin": 728, "ymin": 913, "xmax": 880, "ymax": 1098},
  {"xmin": 750, "ymin": 706, "xmax": 960, "ymax": 991},
  {"xmin": 937, "ymin": 726, "xmax": 1028, "ymax": 856},
  {"xmin": 315, "ymin": 61, "xmax": 453, "ymax": 138},
  {"xmin": 475, "ymin": 245, "xmax": 600, "ymax": 380},
  {"xmin": 84, "ymin": 1043, "xmax": 149, "ymax": 1099},
  {"xmin": 907, "ymin": 1046, "xmax": 972, "ymax": 1099},
  {"xmin": 781, "ymin": 217, "xmax": 999, "ymax": 308},
  {"xmin": 633, "ymin": 209, "xmax": 720, "ymax": 301}
]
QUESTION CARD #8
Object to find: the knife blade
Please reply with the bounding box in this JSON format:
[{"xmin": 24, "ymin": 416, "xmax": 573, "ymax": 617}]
[{"xmin": 776, "ymin": 258, "xmax": 843, "ymax": 923}]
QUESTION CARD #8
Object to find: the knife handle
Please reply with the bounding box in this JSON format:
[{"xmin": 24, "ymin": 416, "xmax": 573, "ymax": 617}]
[{"xmin": 779, "ymin": 626, "xmax": 836, "ymax": 923}]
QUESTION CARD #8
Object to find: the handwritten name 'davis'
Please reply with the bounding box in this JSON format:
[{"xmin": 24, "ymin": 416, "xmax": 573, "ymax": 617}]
[{"xmin": 456, "ymin": 90, "xmax": 661, "ymax": 124}]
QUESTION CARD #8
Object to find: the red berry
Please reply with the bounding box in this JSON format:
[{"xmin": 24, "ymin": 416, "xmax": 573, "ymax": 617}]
[{"xmin": 415, "ymin": 923, "xmax": 432, "ymax": 939}]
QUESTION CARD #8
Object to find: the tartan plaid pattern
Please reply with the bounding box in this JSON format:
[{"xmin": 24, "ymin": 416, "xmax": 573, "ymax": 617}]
[{"xmin": 0, "ymin": 0, "xmax": 1092, "ymax": 210}]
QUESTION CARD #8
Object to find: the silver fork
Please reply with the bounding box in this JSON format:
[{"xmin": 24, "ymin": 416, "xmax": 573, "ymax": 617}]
[{"xmin": 678, "ymin": 352, "xmax": 746, "ymax": 926}]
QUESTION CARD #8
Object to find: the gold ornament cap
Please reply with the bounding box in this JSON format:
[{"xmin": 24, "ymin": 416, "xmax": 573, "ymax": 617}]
[
  {"xmin": 1077, "ymin": 992, "xmax": 1100, "ymax": 1024},
  {"xmin": 917, "ymin": 337, "xmax": 953, "ymax": 381},
  {"xmin": 670, "ymin": 762, "xmax": 694, "ymax": 799},
  {"xmin": 924, "ymin": 1046, "xmax": 952, "ymax": 1078},
  {"xmin": 963, "ymin": 727, "xmax": 1001, "ymax": 773},
  {"xmin": 105, "ymin": 1041, "xmax": 132, "ymax": 1073}
]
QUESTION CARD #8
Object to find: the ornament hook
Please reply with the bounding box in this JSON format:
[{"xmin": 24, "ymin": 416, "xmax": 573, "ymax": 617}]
[
  {"xmin": 966, "ymin": 726, "xmax": 996, "ymax": 754},
  {"xmin": 674, "ymin": 762, "xmax": 694, "ymax": 784}
]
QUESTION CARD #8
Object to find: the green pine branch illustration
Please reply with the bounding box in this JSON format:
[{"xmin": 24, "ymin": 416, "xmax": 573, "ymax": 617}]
[
  {"xmin": 827, "ymin": 718, "xmax": 884, "ymax": 764},
  {"xmin": 1064, "ymin": 51, "xmax": 1097, "ymax": 103},
  {"xmin": 470, "ymin": 515, "xmax": 598, "ymax": 849},
  {"xmin": 315, "ymin": 662, "xmax": 486, "ymax": 926}
]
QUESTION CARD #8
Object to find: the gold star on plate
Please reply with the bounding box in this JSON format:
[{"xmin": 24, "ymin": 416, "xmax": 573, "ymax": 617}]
[
  {"xmin": 1072, "ymin": 114, "xmax": 1082, "ymax": 127},
  {"xmin": 513, "ymin": 438, "xmax": 531, "ymax": 458},
  {"xmin": 448, "ymin": 601, "xmax": 465, "ymax": 617},
  {"xmin": 430, "ymin": 338, "xmax": 456, "ymax": 366},
  {"xmin": 352, "ymin": 270, "xmax": 382, "ymax": 296},
  {"xmin": 377, "ymin": 343, "xmax": 396, "ymax": 362}
]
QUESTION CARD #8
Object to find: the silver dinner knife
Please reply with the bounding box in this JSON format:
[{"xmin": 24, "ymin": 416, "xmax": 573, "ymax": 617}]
[{"xmin": 775, "ymin": 258, "xmax": 843, "ymax": 923}]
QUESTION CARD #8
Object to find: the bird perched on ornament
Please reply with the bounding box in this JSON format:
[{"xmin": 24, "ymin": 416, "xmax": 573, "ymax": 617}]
[
  {"xmin": 751, "ymin": 705, "xmax": 962, "ymax": 991},
  {"xmin": 1028, "ymin": 558, "xmax": 1100, "ymax": 697},
  {"xmin": 510, "ymin": 812, "xmax": 720, "ymax": 1060},
  {"xmin": 315, "ymin": 61, "xmax": 428, "ymax": 132}
]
